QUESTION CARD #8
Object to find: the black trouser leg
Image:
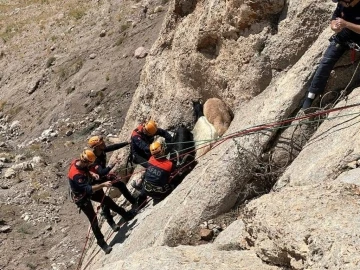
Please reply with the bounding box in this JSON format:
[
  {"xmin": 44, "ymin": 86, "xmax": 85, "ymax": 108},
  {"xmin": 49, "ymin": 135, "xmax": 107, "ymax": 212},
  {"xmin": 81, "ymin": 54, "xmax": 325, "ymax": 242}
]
[
  {"xmin": 113, "ymin": 181, "xmax": 137, "ymax": 204},
  {"xmin": 309, "ymin": 42, "xmax": 347, "ymax": 95},
  {"xmin": 92, "ymin": 190, "xmax": 119, "ymax": 226},
  {"xmin": 101, "ymin": 204, "xmax": 115, "ymax": 226},
  {"xmin": 133, "ymin": 153, "xmax": 149, "ymax": 168},
  {"xmin": 78, "ymin": 200, "xmax": 105, "ymax": 245},
  {"xmin": 303, "ymin": 41, "xmax": 347, "ymax": 109},
  {"xmin": 102, "ymin": 196, "xmax": 128, "ymax": 216},
  {"xmin": 91, "ymin": 189, "xmax": 128, "ymax": 218},
  {"xmin": 137, "ymin": 188, "xmax": 148, "ymax": 204}
]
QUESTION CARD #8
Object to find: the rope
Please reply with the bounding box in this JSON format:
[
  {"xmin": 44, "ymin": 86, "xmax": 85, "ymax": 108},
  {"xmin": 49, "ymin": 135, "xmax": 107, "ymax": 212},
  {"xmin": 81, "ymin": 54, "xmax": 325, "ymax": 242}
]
[
  {"xmin": 80, "ymin": 197, "xmax": 152, "ymax": 270},
  {"xmin": 76, "ymin": 187, "xmax": 110, "ymax": 270},
  {"xmin": 76, "ymin": 102, "xmax": 360, "ymax": 270},
  {"xmin": 113, "ymin": 103, "xmax": 360, "ymax": 182},
  {"xmin": 331, "ymin": 59, "xmax": 360, "ymax": 106}
]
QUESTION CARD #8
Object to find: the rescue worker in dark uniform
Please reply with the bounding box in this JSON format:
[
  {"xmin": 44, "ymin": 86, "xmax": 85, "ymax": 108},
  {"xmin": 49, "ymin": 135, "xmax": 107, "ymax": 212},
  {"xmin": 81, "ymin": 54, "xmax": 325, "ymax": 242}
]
[
  {"xmin": 88, "ymin": 135, "xmax": 138, "ymax": 231},
  {"xmin": 301, "ymin": 0, "xmax": 360, "ymax": 110},
  {"xmin": 68, "ymin": 149, "xmax": 134, "ymax": 254},
  {"xmin": 138, "ymin": 141, "xmax": 175, "ymax": 203},
  {"xmin": 130, "ymin": 120, "xmax": 172, "ymax": 168}
]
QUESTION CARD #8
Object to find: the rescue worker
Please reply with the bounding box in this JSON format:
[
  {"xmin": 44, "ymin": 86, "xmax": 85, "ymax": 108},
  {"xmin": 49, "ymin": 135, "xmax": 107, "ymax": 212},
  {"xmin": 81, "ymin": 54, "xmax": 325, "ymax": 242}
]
[
  {"xmin": 130, "ymin": 120, "xmax": 172, "ymax": 168},
  {"xmin": 301, "ymin": 0, "xmax": 360, "ymax": 110},
  {"xmin": 138, "ymin": 141, "xmax": 175, "ymax": 202},
  {"xmin": 88, "ymin": 135, "xmax": 138, "ymax": 231},
  {"xmin": 68, "ymin": 149, "xmax": 135, "ymax": 254}
]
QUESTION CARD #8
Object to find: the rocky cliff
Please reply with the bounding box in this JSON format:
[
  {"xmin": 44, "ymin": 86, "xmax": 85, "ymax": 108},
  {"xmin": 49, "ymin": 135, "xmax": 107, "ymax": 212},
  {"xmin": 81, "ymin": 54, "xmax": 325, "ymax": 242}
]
[
  {"xmin": 2, "ymin": 0, "xmax": 360, "ymax": 269},
  {"xmin": 89, "ymin": 0, "xmax": 360, "ymax": 269}
]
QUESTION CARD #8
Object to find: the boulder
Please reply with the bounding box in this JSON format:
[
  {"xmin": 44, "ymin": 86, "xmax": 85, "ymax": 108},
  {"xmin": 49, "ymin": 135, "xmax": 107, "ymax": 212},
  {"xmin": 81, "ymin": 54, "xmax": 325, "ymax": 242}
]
[
  {"xmin": 0, "ymin": 225, "xmax": 11, "ymax": 233},
  {"xmin": 199, "ymin": 228, "xmax": 213, "ymax": 241},
  {"xmin": 4, "ymin": 168, "xmax": 16, "ymax": 178},
  {"xmin": 214, "ymin": 219, "xmax": 247, "ymax": 250},
  {"xmin": 134, "ymin": 47, "xmax": 148, "ymax": 59},
  {"xmin": 242, "ymin": 182, "xmax": 360, "ymax": 269},
  {"xmin": 275, "ymin": 89, "xmax": 360, "ymax": 190}
]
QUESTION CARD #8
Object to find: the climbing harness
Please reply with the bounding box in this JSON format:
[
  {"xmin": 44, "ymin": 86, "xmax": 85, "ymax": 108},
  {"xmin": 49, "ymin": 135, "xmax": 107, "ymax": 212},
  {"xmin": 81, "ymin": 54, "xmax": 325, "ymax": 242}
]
[{"xmin": 143, "ymin": 180, "xmax": 171, "ymax": 194}]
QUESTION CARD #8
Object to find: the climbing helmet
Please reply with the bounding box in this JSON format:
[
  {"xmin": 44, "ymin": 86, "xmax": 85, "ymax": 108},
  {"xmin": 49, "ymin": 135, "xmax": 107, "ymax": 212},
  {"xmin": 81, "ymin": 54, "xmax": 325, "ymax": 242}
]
[
  {"xmin": 80, "ymin": 149, "xmax": 96, "ymax": 163},
  {"xmin": 88, "ymin": 135, "xmax": 104, "ymax": 148},
  {"xmin": 144, "ymin": 120, "xmax": 158, "ymax": 136},
  {"xmin": 149, "ymin": 141, "xmax": 164, "ymax": 157}
]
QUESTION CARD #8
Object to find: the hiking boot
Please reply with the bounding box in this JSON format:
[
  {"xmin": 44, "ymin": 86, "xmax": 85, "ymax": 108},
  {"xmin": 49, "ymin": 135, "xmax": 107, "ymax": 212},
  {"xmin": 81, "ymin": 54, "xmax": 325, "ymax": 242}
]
[
  {"xmin": 99, "ymin": 241, "xmax": 112, "ymax": 255},
  {"xmin": 135, "ymin": 194, "xmax": 148, "ymax": 210},
  {"xmin": 122, "ymin": 210, "xmax": 136, "ymax": 222},
  {"xmin": 110, "ymin": 223, "xmax": 120, "ymax": 232}
]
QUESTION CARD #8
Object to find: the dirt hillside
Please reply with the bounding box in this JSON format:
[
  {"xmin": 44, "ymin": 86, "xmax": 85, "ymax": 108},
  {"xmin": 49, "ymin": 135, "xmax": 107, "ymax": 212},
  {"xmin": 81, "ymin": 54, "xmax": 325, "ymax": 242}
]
[{"xmin": 0, "ymin": 0, "xmax": 168, "ymax": 269}]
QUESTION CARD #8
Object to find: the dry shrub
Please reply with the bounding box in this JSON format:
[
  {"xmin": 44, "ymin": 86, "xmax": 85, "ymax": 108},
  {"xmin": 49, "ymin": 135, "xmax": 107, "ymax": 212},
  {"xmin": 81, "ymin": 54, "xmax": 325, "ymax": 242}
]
[{"xmin": 232, "ymin": 134, "xmax": 285, "ymax": 204}]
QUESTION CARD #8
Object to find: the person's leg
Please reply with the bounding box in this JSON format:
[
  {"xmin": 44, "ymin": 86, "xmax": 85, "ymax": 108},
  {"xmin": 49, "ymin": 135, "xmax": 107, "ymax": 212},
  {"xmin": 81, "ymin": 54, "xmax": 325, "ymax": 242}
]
[
  {"xmin": 92, "ymin": 190, "xmax": 135, "ymax": 221},
  {"xmin": 112, "ymin": 181, "xmax": 137, "ymax": 205},
  {"xmin": 133, "ymin": 153, "xmax": 149, "ymax": 168},
  {"xmin": 79, "ymin": 201, "xmax": 112, "ymax": 254},
  {"xmin": 103, "ymin": 196, "xmax": 136, "ymax": 221},
  {"xmin": 142, "ymin": 181, "xmax": 171, "ymax": 204},
  {"xmin": 131, "ymin": 173, "xmax": 145, "ymax": 191},
  {"xmin": 302, "ymin": 41, "xmax": 347, "ymax": 109},
  {"xmin": 91, "ymin": 190, "xmax": 118, "ymax": 230},
  {"xmin": 136, "ymin": 188, "xmax": 148, "ymax": 209}
]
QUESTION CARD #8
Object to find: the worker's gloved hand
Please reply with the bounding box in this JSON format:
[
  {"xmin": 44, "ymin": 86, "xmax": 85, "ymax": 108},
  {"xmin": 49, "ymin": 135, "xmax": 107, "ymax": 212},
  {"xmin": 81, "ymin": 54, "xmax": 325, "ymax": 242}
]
[{"xmin": 106, "ymin": 173, "xmax": 117, "ymax": 181}]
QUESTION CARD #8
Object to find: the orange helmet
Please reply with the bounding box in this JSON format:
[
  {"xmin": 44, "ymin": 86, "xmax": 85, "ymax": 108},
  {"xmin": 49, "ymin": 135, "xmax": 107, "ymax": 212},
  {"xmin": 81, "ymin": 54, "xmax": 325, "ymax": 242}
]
[
  {"xmin": 88, "ymin": 136, "xmax": 104, "ymax": 148},
  {"xmin": 149, "ymin": 141, "xmax": 164, "ymax": 157},
  {"xmin": 144, "ymin": 120, "xmax": 158, "ymax": 136},
  {"xmin": 80, "ymin": 149, "xmax": 96, "ymax": 163}
]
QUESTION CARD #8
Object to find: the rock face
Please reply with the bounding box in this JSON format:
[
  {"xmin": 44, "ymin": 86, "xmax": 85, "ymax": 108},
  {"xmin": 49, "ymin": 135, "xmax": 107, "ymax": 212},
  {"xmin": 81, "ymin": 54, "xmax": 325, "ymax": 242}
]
[
  {"xmin": 275, "ymin": 91, "xmax": 360, "ymax": 190},
  {"xmin": 242, "ymin": 182, "xmax": 360, "ymax": 269},
  {"xmin": 85, "ymin": 0, "xmax": 360, "ymax": 269},
  {"xmin": 83, "ymin": 0, "xmax": 360, "ymax": 269},
  {"xmin": 97, "ymin": 245, "xmax": 280, "ymax": 270},
  {"xmin": 0, "ymin": 0, "xmax": 354, "ymax": 268}
]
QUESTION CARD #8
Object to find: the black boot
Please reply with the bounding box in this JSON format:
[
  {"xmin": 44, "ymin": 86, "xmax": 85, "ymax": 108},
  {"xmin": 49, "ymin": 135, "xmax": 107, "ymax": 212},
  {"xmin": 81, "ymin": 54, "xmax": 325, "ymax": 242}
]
[
  {"xmin": 122, "ymin": 210, "xmax": 136, "ymax": 222},
  {"xmin": 98, "ymin": 240, "xmax": 112, "ymax": 254},
  {"xmin": 135, "ymin": 194, "xmax": 148, "ymax": 210}
]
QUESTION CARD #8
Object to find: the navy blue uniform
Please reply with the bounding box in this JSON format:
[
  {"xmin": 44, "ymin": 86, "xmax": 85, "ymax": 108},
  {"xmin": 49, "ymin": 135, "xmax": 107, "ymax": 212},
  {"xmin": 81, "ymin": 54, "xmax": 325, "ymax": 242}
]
[
  {"xmin": 141, "ymin": 156, "xmax": 175, "ymax": 201},
  {"xmin": 89, "ymin": 142, "xmax": 137, "ymax": 225},
  {"xmin": 130, "ymin": 125, "xmax": 172, "ymax": 167},
  {"xmin": 68, "ymin": 160, "xmax": 129, "ymax": 246}
]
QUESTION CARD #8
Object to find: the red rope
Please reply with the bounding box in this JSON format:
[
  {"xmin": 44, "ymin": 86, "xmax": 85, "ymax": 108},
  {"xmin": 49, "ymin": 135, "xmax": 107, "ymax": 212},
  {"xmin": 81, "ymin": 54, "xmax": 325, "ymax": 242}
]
[
  {"xmin": 80, "ymin": 197, "xmax": 152, "ymax": 270},
  {"xmin": 77, "ymin": 102, "xmax": 360, "ymax": 269},
  {"xmin": 75, "ymin": 187, "xmax": 110, "ymax": 270}
]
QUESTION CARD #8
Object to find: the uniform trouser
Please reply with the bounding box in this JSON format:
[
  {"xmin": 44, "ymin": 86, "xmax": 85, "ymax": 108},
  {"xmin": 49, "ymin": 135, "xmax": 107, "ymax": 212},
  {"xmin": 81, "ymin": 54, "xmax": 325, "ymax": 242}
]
[
  {"xmin": 78, "ymin": 189, "xmax": 127, "ymax": 244},
  {"xmin": 132, "ymin": 153, "xmax": 149, "ymax": 168},
  {"xmin": 101, "ymin": 181, "xmax": 136, "ymax": 225}
]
